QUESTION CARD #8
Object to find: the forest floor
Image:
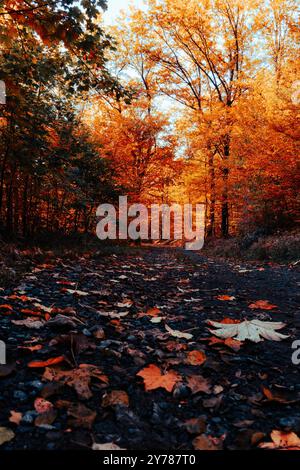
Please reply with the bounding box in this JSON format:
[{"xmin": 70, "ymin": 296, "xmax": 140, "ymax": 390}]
[{"xmin": 0, "ymin": 245, "xmax": 300, "ymax": 450}]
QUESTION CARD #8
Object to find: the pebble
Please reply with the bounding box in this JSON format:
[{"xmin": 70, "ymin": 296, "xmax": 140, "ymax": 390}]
[
  {"xmin": 21, "ymin": 410, "xmax": 38, "ymax": 424},
  {"xmin": 13, "ymin": 390, "xmax": 28, "ymax": 402},
  {"xmin": 28, "ymin": 380, "xmax": 44, "ymax": 390}
]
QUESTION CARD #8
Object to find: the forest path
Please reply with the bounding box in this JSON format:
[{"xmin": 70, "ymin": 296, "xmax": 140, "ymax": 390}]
[{"xmin": 0, "ymin": 246, "xmax": 299, "ymax": 450}]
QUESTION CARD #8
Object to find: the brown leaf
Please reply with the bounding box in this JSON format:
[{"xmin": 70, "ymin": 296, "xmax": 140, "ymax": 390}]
[
  {"xmin": 193, "ymin": 434, "xmax": 224, "ymax": 450},
  {"xmin": 262, "ymin": 386, "xmax": 300, "ymax": 404},
  {"xmin": 184, "ymin": 417, "xmax": 206, "ymax": 435},
  {"xmin": 43, "ymin": 364, "xmax": 109, "ymax": 400},
  {"xmin": 67, "ymin": 403, "xmax": 97, "ymax": 429},
  {"xmin": 186, "ymin": 375, "xmax": 211, "ymax": 394},
  {"xmin": 0, "ymin": 427, "xmax": 15, "ymax": 446},
  {"xmin": 35, "ymin": 409, "xmax": 57, "ymax": 427},
  {"xmin": 102, "ymin": 390, "xmax": 129, "ymax": 407}
]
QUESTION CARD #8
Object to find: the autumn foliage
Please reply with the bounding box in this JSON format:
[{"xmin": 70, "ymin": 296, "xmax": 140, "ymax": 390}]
[{"xmin": 0, "ymin": 0, "xmax": 299, "ymax": 241}]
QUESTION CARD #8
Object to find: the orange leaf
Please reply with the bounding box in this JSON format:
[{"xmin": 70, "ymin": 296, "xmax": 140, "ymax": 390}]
[
  {"xmin": 220, "ymin": 318, "xmax": 240, "ymax": 324},
  {"xmin": 0, "ymin": 304, "xmax": 13, "ymax": 311},
  {"xmin": 137, "ymin": 364, "xmax": 180, "ymax": 392},
  {"xmin": 21, "ymin": 309, "xmax": 42, "ymax": 317},
  {"xmin": 28, "ymin": 356, "xmax": 65, "ymax": 368},
  {"xmin": 249, "ymin": 300, "xmax": 278, "ymax": 310},
  {"xmin": 259, "ymin": 430, "xmax": 300, "ymax": 450},
  {"xmin": 186, "ymin": 350, "xmax": 206, "ymax": 365},
  {"xmin": 224, "ymin": 338, "xmax": 242, "ymax": 352},
  {"xmin": 18, "ymin": 344, "xmax": 42, "ymax": 352},
  {"xmin": 146, "ymin": 307, "xmax": 161, "ymax": 317},
  {"xmin": 9, "ymin": 411, "xmax": 22, "ymax": 425},
  {"xmin": 216, "ymin": 295, "xmax": 235, "ymax": 301}
]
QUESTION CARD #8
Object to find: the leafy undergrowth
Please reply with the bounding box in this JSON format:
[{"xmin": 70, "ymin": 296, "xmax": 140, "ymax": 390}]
[
  {"xmin": 0, "ymin": 247, "xmax": 300, "ymax": 450},
  {"xmin": 203, "ymin": 231, "xmax": 300, "ymax": 264}
]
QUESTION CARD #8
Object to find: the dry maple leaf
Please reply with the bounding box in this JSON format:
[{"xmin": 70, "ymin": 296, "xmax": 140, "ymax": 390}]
[
  {"xmin": 102, "ymin": 390, "xmax": 129, "ymax": 407},
  {"xmin": 259, "ymin": 430, "xmax": 300, "ymax": 450},
  {"xmin": 43, "ymin": 364, "xmax": 108, "ymax": 399},
  {"xmin": 186, "ymin": 375, "xmax": 212, "ymax": 394},
  {"xmin": 67, "ymin": 403, "xmax": 96, "ymax": 429},
  {"xmin": 165, "ymin": 324, "xmax": 193, "ymax": 340},
  {"xmin": 186, "ymin": 350, "xmax": 206, "ymax": 366},
  {"xmin": 193, "ymin": 433, "xmax": 224, "ymax": 450},
  {"xmin": 249, "ymin": 300, "xmax": 278, "ymax": 310},
  {"xmin": 208, "ymin": 319, "xmax": 289, "ymax": 343},
  {"xmin": 137, "ymin": 364, "xmax": 181, "ymax": 392}
]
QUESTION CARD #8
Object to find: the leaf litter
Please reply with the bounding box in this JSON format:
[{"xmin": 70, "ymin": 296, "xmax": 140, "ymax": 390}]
[{"xmin": 0, "ymin": 247, "xmax": 298, "ymax": 450}]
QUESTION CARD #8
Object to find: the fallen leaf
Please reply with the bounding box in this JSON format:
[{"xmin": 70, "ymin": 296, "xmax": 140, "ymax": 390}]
[
  {"xmin": 34, "ymin": 398, "xmax": 54, "ymax": 414},
  {"xmin": 146, "ymin": 307, "xmax": 161, "ymax": 317},
  {"xmin": 116, "ymin": 300, "xmax": 133, "ymax": 308},
  {"xmin": 259, "ymin": 430, "xmax": 300, "ymax": 450},
  {"xmin": 216, "ymin": 295, "xmax": 236, "ymax": 301},
  {"xmin": 186, "ymin": 375, "xmax": 211, "ymax": 394},
  {"xmin": 28, "ymin": 356, "xmax": 65, "ymax": 368},
  {"xmin": 186, "ymin": 350, "xmax": 206, "ymax": 365},
  {"xmin": 193, "ymin": 434, "xmax": 224, "ymax": 450},
  {"xmin": 67, "ymin": 403, "xmax": 96, "ymax": 429},
  {"xmin": 262, "ymin": 386, "xmax": 300, "ymax": 404},
  {"xmin": 35, "ymin": 409, "xmax": 57, "ymax": 427},
  {"xmin": 137, "ymin": 364, "xmax": 181, "ymax": 392},
  {"xmin": 0, "ymin": 304, "xmax": 13, "ymax": 312},
  {"xmin": 43, "ymin": 364, "xmax": 109, "ymax": 400},
  {"xmin": 165, "ymin": 324, "xmax": 193, "ymax": 340},
  {"xmin": 184, "ymin": 417, "xmax": 206, "ymax": 434},
  {"xmin": 63, "ymin": 289, "xmax": 89, "ymax": 297},
  {"xmin": 0, "ymin": 427, "xmax": 15, "ymax": 446},
  {"xmin": 224, "ymin": 338, "xmax": 242, "ymax": 352},
  {"xmin": 208, "ymin": 319, "xmax": 289, "ymax": 343},
  {"xmin": 21, "ymin": 309, "xmax": 42, "ymax": 317},
  {"xmin": 150, "ymin": 316, "xmax": 163, "ymax": 323},
  {"xmin": 249, "ymin": 300, "xmax": 278, "ymax": 310},
  {"xmin": 18, "ymin": 344, "xmax": 42, "ymax": 352},
  {"xmin": 92, "ymin": 442, "xmax": 126, "ymax": 450},
  {"xmin": 12, "ymin": 318, "xmax": 45, "ymax": 329},
  {"xmin": 102, "ymin": 390, "xmax": 129, "ymax": 407},
  {"xmin": 9, "ymin": 411, "xmax": 22, "ymax": 425}
]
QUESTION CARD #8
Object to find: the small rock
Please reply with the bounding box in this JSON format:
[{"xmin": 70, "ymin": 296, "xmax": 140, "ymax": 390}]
[{"xmin": 13, "ymin": 391, "xmax": 28, "ymax": 402}]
